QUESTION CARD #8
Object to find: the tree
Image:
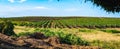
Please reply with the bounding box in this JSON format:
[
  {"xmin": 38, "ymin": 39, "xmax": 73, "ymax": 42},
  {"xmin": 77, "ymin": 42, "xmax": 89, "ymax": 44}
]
[
  {"xmin": 88, "ymin": 0, "xmax": 120, "ymax": 13},
  {"xmin": 57, "ymin": 0, "xmax": 120, "ymax": 13}
]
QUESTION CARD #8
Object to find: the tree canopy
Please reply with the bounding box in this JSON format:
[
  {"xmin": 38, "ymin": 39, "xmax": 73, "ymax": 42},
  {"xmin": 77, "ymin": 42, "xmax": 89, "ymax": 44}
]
[
  {"xmin": 88, "ymin": 0, "xmax": 120, "ymax": 13},
  {"xmin": 57, "ymin": 0, "xmax": 120, "ymax": 13}
]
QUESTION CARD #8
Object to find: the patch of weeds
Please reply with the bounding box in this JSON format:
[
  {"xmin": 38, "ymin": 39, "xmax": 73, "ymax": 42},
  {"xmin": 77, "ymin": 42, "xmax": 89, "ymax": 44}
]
[{"xmin": 101, "ymin": 29, "xmax": 120, "ymax": 33}]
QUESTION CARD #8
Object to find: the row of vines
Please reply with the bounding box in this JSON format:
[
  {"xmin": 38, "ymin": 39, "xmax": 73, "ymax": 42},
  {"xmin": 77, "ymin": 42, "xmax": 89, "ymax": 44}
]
[{"xmin": 4, "ymin": 17, "xmax": 120, "ymax": 28}]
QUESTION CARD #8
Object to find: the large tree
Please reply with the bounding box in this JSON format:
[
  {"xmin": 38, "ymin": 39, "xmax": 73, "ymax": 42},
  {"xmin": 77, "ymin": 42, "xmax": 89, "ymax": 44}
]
[
  {"xmin": 88, "ymin": 0, "xmax": 120, "ymax": 13},
  {"xmin": 57, "ymin": 0, "xmax": 120, "ymax": 13}
]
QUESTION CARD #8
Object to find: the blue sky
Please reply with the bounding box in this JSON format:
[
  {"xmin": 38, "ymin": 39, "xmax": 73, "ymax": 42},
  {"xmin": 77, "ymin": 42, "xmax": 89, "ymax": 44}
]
[{"xmin": 0, "ymin": 0, "xmax": 120, "ymax": 17}]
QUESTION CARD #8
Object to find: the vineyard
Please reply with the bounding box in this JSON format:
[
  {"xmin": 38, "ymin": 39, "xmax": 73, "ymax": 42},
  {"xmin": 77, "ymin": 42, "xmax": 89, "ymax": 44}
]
[
  {"xmin": 0, "ymin": 16, "xmax": 120, "ymax": 49},
  {"xmin": 4, "ymin": 16, "xmax": 120, "ymax": 28}
]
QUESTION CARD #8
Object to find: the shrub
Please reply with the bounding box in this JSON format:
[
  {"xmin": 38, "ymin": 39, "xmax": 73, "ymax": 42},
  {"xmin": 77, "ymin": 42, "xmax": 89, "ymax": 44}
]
[
  {"xmin": 0, "ymin": 23, "xmax": 4, "ymax": 32},
  {"xmin": 0, "ymin": 20, "xmax": 16, "ymax": 36},
  {"xmin": 60, "ymin": 34, "xmax": 89, "ymax": 45}
]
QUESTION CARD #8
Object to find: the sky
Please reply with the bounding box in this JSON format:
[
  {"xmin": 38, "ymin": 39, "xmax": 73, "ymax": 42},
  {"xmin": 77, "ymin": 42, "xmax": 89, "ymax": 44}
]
[{"xmin": 0, "ymin": 0, "xmax": 120, "ymax": 17}]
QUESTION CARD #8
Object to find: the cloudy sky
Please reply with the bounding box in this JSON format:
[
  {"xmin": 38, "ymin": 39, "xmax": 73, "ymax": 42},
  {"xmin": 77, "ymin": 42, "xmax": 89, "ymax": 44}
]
[{"xmin": 0, "ymin": 0, "xmax": 120, "ymax": 17}]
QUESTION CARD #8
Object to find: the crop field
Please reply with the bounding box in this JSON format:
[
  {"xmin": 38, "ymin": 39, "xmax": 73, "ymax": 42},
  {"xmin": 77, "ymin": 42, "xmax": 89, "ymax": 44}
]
[
  {"xmin": 1, "ymin": 16, "xmax": 120, "ymax": 49},
  {"xmin": 4, "ymin": 16, "xmax": 120, "ymax": 28}
]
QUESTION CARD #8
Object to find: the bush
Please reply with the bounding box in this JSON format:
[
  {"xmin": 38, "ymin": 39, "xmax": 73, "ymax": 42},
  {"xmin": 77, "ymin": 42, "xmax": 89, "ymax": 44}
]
[
  {"xmin": 0, "ymin": 23, "xmax": 4, "ymax": 32},
  {"xmin": 60, "ymin": 34, "xmax": 89, "ymax": 45},
  {"xmin": 0, "ymin": 20, "xmax": 16, "ymax": 36}
]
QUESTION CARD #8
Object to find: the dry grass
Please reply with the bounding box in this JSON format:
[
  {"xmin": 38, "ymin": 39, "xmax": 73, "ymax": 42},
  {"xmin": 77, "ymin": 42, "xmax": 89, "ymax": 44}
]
[
  {"xmin": 14, "ymin": 26, "xmax": 120, "ymax": 42},
  {"xmin": 14, "ymin": 26, "xmax": 35, "ymax": 34},
  {"xmin": 78, "ymin": 31, "xmax": 120, "ymax": 42}
]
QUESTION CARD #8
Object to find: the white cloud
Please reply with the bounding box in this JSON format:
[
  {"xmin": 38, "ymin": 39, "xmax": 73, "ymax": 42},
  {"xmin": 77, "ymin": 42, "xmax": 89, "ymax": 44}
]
[{"xmin": 8, "ymin": 0, "xmax": 15, "ymax": 3}]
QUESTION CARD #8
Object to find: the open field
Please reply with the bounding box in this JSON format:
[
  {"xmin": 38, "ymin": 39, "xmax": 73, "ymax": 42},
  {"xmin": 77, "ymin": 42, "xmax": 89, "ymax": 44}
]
[{"xmin": 1, "ymin": 16, "xmax": 120, "ymax": 49}]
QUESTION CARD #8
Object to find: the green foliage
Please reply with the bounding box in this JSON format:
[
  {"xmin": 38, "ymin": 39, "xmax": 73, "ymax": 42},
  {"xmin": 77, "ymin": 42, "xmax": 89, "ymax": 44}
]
[
  {"xmin": 101, "ymin": 29, "xmax": 120, "ymax": 33},
  {"xmin": 60, "ymin": 34, "xmax": 89, "ymax": 45},
  {"xmin": 17, "ymin": 32, "xmax": 31, "ymax": 37},
  {"xmin": 0, "ymin": 20, "xmax": 16, "ymax": 36},
  {"xmin": 5, "ymin": 17, "xmax": 120, "ymax": 28},
  {"xmin": 2, "ymin": 17, "xmax": 120, "ymax": 33},
  {"xmin": 18, "ymin": 29, "xmax": 89, "ymax": 46},
  {"xmin": 39, "ymin": 29, "xmax": 89, "ymax": 45},
  {"xmin": 59, "ymin": 17, "xmax": 120, "ymax": 28},
  {"xmin": 88, "ymin": 0, "xmax": 120, "ymax": 13},
  {"xmin": 57, "ymin": 0, "xmax": 120, "ymax": 12},
  {"xmin": 0, "ymin": 23, "xmax": 4, "ymax": 32}
]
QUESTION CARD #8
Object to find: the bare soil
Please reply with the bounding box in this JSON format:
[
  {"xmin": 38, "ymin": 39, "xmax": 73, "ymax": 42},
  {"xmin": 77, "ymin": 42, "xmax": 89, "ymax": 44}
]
[{"xmin": 0, "ymin": 33, "xmax": 101, "ymax": 49}]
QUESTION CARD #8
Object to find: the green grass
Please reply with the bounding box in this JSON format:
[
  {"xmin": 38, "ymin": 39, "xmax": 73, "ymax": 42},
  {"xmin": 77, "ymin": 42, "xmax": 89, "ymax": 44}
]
[
  {"xmin": 100, "ymin": 29, "xmax": 120, "ymax": 33},
  {"xmin": 16, "ymin": 32, "xmax": 32, "ymax": 37}
]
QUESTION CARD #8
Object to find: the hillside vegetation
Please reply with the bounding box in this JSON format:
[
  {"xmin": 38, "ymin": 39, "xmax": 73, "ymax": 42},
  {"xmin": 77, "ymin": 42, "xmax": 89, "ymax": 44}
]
[
  {"xmin": 3, "ymin": 16, "xmax": 120, "ymax": 28},
  {"xmin": 1, "ymin": 16, "xmax": 120, "ymax": 49}
]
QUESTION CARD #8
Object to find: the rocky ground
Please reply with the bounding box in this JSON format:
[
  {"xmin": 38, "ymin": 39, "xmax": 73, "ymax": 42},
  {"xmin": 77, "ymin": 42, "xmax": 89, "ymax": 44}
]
[{"xmin": 0, "ymin": 33, "xmax": 101, "ymax": 49}]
